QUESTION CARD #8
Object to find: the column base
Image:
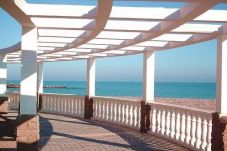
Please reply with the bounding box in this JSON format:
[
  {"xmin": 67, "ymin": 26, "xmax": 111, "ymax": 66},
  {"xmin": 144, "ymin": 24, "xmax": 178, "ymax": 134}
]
[
  {"xmin": 84, "ymin": 96, "xmax": 93, "ymax": 119},
  {"xmin": 211, "ymin": 113, "xmax": 227, "ymax": 151},
  {"xmin": 0, "ymin": 96, "xmax": 9, "ymax": 113},
  {"xmin": 140, "ymin": 101, "xmax": 151, "ymax": 133},
  {"xmin": 16, "ymin": 115, "xmax": 40, "ymax": 151}
]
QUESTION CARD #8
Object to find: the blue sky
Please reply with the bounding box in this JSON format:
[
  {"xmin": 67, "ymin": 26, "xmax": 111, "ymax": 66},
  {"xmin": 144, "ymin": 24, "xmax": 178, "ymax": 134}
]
[{"xmin": 1, "ymin": 1, "xmax": 224, "ymax": 82}]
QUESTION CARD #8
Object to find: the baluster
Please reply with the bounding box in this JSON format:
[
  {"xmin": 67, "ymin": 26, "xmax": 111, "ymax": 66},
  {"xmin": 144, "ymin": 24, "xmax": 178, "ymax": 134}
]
[
  {"xmin": 100, "ymin": 100, "xmax": 103, "ymax": 119},
  {"xmin": 124, "ymin": 103, "xmax": 128, "ymax": 125},
  {"xmin": 71, "ymin": 97, "xmax": 74, "ymax": 114},
  {"xmin": 81, "ymin": 98, "xmax": 84, "ymax": 117},
  {"xmin": 180, "ymin": 111, "xmax": 186, "ymax": 143},
  {"xmin": 165, "ymin": 109, "xmax": 171, "ymax": 137},
  {"xmin": 106, "ymin": 101, "xmax": 110, "ymax": 121},
  {"xmin": 46, "ymin": 96, "xmax": 49, "ymax": 111},
  {"xmin": 49, "ymin": 96, "xmax": 52, "ymax": 112},
  {"xmin": 120, "ymin": 103, "xmax": 124, "ymax": 125},
  {"xmin": 96, "ymin": 100, "xmax": 99, "ymax": 119},
  {"xmin": 66, "ymin": 97, "xmax": 69, "ymax": 114},
  {"xmin": 71, "ymin": 97, "xmax": 75, "ymax": 114},
  {"xmin": 190, "ymin": 113, "xmax": 197, "ymax": 147},
  {"xmin": 206, "ymin": 117, "xmax": 212, "ymax": 151},
  {"xmin": 132, "ymin": 105, "xmax": 136, "ymax": 128},
  {"xmin": 110, "ymin": 102, "xmax": 113, "ymax": 122},
  {"xmin": 196, "ymin": 115, "xmax": 202, "ymax": 149},
  {"xmin": 76, "ymin": 98, "xmax": 79, "ymax": 115},
  {"xmin": 68, "ymin": 97, "xmax": 71, "ymax": 114},
  {"xmin": 151, "ymin": 106, "xmax": 156, "ymax": 133},
  {"xmin": 127, "ymin": 103, "xmax": 130, "ymax": 126},
  {"xmin": 64, "ymin": 97, "xmax": 67, "ymax": 113},
  {"xmin": 201, "ymin": 116, "xmax": 208, "ymax": 150},
  {"xmin": 93, "ymin": 100, "xmax": 96, "ymax": 118},
  {"xmin": 49, "ymin": 96, "xmax": 52, "ymax": 111},
  {"xmin": 116, "ymin": 102, "xmax": 119, "ymax": 123},
  {"xmin": 52, "ymin": 96, "xmax": 55, "ymax": 112},
  {"xmin": 170, "ymin": 109, "xmax": 176, "ymax": 138},
  {"xmin": 161, "ymin": 108, "xmax": 166, "ymax": 135},
  {"xmin": 112, "ymin": 102, "xmax": 116, "ymax": 122},
  {"xmin": 56, "ymin": 96, "xmax": 59, "ymax": 113},
  {"xmin": 105, "ymin": 100, "xmax": 108, "ymax": 120},
  {"xmin": 156, "ymin": 108, "xmax": 161, "ymax": 134},
  {"xmin": 103, "ymin": 101, "xmax": 107, "ymax": 120},
  {"xmin": 175, "ymin": 110, "xmax": 181, "ymax": 141},
  {"xmin": 136, "ymin": 104, "xmax": 140, "ymax": 128},
  {"xmin": 186, "ymin": 113, "xmax": 192, "ymax": 145}
]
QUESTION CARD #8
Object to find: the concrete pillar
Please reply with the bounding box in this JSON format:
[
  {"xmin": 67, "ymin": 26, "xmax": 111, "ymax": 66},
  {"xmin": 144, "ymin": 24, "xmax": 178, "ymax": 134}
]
[
  {"xmin": 20, "ymin": 27, "xmax": 38, "ymax": 115},
  {"xmin": 143, "ymin": 51, "xmax": 155, "ymax": 103},
  {"xmin": 37, "ymin": 62, "xmax": 44, "ymax": 94},
  {"xmin": 17, "ymin": 27, "xmax": 39, "ymax": 151},
  {"xmin": 0, "ymin": 54, "xmax": 7, "ymax": 96},
  {"xmin": 84, "ymin": 58, "xmax": 95, "ymax": 119},
  {"xmin": 216, "ymin": 34, "xmax": 227, "ymax": 115},
  {"xmin": 87, "ymin": 58, "xmax": 96, "ymax": 97},
  {"xmin": 211, "ymin": 35, "xmax": 227, "ymax": 151},
  {"xmin": 140, "ymin": 51, "xmax": 155, "ymax": 133}
]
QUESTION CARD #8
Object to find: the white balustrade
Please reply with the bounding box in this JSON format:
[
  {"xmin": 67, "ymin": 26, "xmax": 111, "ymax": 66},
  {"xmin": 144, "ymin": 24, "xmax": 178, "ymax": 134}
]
[
  {"xmin": 7, "ymin": 92, "xmax": 214, "ymax": 151},
  {"xmin": 148, "ymin": 102, "xmax": 212, "ymax": 151},
  {"xmin": 40, "ymin": 93, "xmax": 84, "ymax": 118},
  {"xmin": 92, "ymin": 96, "xmax": 141, "ymax": 129}
]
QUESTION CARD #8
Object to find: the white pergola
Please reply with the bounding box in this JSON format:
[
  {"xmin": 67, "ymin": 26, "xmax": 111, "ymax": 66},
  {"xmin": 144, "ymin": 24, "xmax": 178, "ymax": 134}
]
[{"xmin": 0, "ymin": 0, "xmax": 227, "ymax": 115}]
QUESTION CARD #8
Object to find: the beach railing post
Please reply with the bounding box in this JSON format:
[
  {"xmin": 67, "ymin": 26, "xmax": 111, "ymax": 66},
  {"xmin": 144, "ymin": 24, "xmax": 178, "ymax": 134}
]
[
  {"xmin": 84, "ymin": 95, "xmax": 93, "ymax": 119},
  {"xmin": 211, "ymin": 113, "xmax": 227, "ymax": 151},
  {"xmin": 140, "ymin": 101, "xmax": 151, "ymax": 133}
]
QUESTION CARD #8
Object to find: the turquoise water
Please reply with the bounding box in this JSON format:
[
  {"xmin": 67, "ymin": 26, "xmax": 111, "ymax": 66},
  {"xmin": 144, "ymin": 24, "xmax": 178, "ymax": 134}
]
[{"xmin": 7, "ymin": 81, "xmax": 215, "ymax": 99}]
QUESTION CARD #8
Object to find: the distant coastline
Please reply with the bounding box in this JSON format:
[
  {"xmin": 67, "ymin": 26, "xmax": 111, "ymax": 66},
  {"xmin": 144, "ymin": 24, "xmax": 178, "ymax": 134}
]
[
  {"xmin": 7, "ymin": 81, "xmax": 216, "ymax": 99},
  {"xmin": 7, "ymin": 84, "xmax": 66, "ymax": 89}
]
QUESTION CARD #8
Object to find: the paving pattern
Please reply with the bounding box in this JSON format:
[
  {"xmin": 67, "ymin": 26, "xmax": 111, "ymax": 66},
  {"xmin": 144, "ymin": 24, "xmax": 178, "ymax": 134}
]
[
  {"xmin": 39, "ymin": 113, "xmax": 190, "ymax": 151},
  {"xmin": 1, "ymin": 112, "xmax": 190, "ymax": 151}
]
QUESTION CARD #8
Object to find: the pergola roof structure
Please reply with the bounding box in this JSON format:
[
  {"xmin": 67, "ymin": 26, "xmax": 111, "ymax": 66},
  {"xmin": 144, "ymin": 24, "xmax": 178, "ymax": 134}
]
[{"xmin": 0, "ymin": 0, "xmax": 227, "ymax": 63}]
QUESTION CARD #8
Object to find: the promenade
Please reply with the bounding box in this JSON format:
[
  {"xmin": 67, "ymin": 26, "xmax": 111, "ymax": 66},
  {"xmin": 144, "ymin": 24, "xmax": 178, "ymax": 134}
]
[{"xmin": 0, "ymin": 112, "xmax": 189, "ymax": 151}]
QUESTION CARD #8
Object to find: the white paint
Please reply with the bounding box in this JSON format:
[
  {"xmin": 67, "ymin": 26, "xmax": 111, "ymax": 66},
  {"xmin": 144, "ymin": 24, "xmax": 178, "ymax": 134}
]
[
  {"xmin": 216, "ymin": 34, "xmax": 227, "ymax": 115},
  {"xmin": 148, "ymin": 102, "xmax": 212, "ymax": 151},
  {"xmin": 20, "ymin": 27, "xmax": 38, "ymax": 115},
  {"xmin": 87, "ymin": 58, "xmax": 95, "ymax": 97},
  {"xmin": 37, "ymin": 62, "xmax": 44, "ymax": 93},
  {"xmin": 143, "ymin": 51, "xmax": 155, "ymax": 103},
  {"xmin": 0, "ymin": 55, "xmax": 7, "ymax": 96}
]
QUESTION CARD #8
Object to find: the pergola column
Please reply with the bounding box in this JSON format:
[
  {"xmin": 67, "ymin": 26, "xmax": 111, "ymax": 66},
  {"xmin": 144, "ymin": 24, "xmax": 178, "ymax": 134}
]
[
  {"xmin": 37, "ymin": 62, "xmax": 44, "ymax": 94},
  {"xmin": 212, "ymin": 34, "xmax": 227, "ymax": 151},
  {"xmin": 143, "ymin": 51, "xmax": 155, "ymax": 102},
  {"xmin": 0, "ymin": 54, "xmax": 9, "ymax": 113},
  {"xmin": 141, "ymin": 51, "xmax": 155, "ymax": 133},
  {"xmin": 0, "ymin": 54, "xmax": 7, "ymax": 96},
  {"xmin": 84, "ymin": 58, "xmax": 96, "ymax": 119},
  {"xmin": 17, "ymin": 27, "xmax": 39, "ymax": 151},
  {"xmin": 87, "ymin": 58, "xmax": 96, "ymax": 97}
]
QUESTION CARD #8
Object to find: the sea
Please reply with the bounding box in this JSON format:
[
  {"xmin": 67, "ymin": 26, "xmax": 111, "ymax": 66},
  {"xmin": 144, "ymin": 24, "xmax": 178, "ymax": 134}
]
[{"xmin": 7, "ymin": 81, "xmax": 216, "ymax": 99}]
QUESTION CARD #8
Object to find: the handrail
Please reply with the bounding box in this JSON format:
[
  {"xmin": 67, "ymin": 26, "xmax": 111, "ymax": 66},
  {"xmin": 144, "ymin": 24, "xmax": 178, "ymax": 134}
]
[{"xmin": 7, "ymin": 92, "xmax": 213, "ymax": 151}]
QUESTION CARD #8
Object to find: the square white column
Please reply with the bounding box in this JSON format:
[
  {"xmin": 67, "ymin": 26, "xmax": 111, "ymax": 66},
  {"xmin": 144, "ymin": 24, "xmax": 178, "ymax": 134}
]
[
  {"xmin": 0, "ymin": 55, "xmax": 7, "ymax": 96},
  {"xmin": 20, "ymin": 27, "xmax": 38, "ymax": 115},
  {"xmin": 143, "ymin": 51, "xmax": 155, "ymax": 103},
  {"xmin": 87, "ymin": 58, "xmax": 96, "ymax": 97},
  {"xmin": 37, "ymin": 62, "xmax": 44, "ymax": 93},
  {"xmin": 216, "ymin": 34, "xmax": 227, "ymax": 115}
]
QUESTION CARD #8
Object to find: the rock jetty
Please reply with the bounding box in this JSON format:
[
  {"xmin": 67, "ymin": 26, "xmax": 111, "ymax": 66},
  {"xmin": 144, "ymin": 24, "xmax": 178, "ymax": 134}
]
[{"xmin": 7, "ymin": 84, "xmax": 66, "ymax": 89}]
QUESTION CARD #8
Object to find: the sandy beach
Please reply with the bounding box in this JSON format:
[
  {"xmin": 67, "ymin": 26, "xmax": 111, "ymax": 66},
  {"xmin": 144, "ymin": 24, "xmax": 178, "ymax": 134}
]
[{"xmin": 119, "ymin": 96, "xmax": 215, "ymax": 111}]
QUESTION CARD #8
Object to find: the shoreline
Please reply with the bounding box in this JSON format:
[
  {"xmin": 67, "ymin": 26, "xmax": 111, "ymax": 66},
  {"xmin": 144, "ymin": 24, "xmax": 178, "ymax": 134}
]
[{"xmin": 117, "ymin": 96, "xmax": 215, "ymax": 111}]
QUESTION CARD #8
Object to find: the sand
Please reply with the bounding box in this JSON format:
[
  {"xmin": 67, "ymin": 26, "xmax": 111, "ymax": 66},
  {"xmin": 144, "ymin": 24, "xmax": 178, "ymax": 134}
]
[{"xmin": 118, "ymin": 96, "xmax": 215, "ymax": 111}]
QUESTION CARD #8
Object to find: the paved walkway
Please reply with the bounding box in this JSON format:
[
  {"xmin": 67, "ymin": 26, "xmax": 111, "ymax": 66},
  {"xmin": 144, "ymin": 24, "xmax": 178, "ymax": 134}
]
[
  {"xmin": 0, "ymin": 112, "xmax": 190, "ymax": 151},
  {"xmin": 39, "ymin": 113, "xmax": 189, "ymax": 151}
]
